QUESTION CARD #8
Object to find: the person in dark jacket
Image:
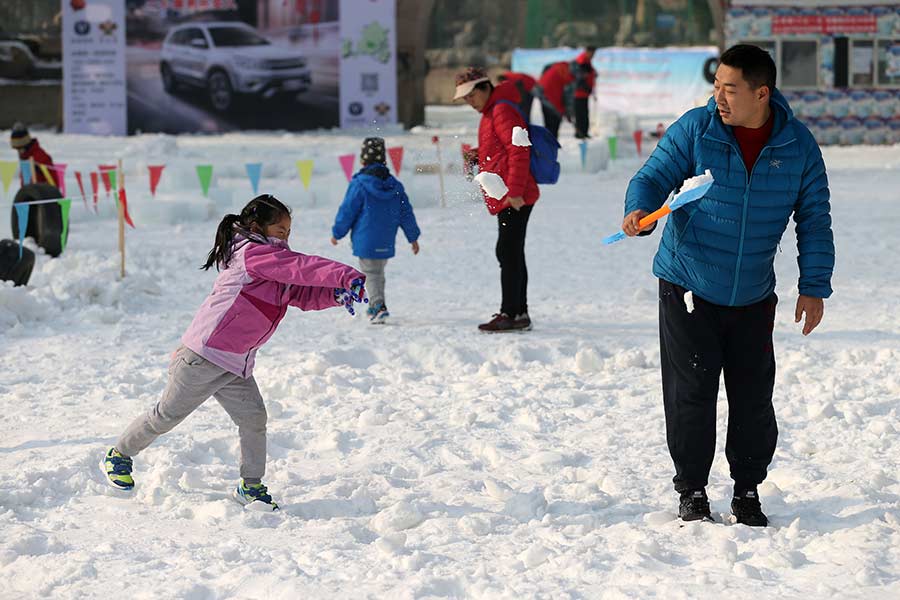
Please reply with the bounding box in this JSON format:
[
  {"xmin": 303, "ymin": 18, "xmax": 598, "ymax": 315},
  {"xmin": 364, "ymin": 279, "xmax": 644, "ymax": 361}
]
[
  {"xmin": 622, "ymin": 44, "xmax": 834, "ymax": 526},
  {"xmin": 572, "ymin": 47, "xmax": 597, "ymax": 139},
  {"xmin": 455, "ymin": 66, "xmax": 539, "ymax": 332},
  {"xmin": 497, "ymin": 71, "xmax": 536, "ymax": 123},
  {"xmin": 9, "ymin": 122, "xmax": 54, "ymax": 184},
  {"xmin": 331, "ymin": 137, "xmax": 420, "ymax": 324}
]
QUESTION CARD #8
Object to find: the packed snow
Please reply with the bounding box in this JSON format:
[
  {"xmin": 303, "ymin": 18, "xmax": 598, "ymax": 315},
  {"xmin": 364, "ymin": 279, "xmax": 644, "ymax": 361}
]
[
  {"xmin": 679, "ymin": 168, "xmax": 713, "ymax": 193},
  {"xmin": 511, "ymin": 126, "xmax": 532, "ymax": 147},
  {"xmin": 1, "ymin": 108, "xmax": 899, "ymax": 599},
  {"xmin": 473, "ymin": 171, "xmax": 509, "ymax": 200}
]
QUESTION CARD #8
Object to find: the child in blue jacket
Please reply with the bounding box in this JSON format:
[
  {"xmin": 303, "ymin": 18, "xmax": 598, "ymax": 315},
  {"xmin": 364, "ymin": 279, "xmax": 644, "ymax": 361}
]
[{"xmin": 331, "ymin": 137, "xmax": 420, "ymax": 323}]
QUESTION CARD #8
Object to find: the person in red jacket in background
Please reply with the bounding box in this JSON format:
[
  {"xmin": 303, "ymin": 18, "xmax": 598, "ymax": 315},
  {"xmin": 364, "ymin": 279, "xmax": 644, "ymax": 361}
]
[
  {"xmin": 10, "ymin": 122, "xmax": 54, "ymax": 185},
  {"xmin": 497, "ymin": 71, "xmax": 536, "ymax": 123},
  {"xmin": 573, "ymin": 46, "xmax": 597, "ymax": 139},
  {"xmin": 454, "ymin": 67, "xmax": 539, "ymax": 332},
  {"xmin": 534, "ymin": 61, "xmax": 574, "ymax": 138}
]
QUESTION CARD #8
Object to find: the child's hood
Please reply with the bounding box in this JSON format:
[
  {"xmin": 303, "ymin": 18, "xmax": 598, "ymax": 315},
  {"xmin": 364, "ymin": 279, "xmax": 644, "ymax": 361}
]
[{"xmin": 354, "ymin": 164, "xmax": 402, "ymax": 197}]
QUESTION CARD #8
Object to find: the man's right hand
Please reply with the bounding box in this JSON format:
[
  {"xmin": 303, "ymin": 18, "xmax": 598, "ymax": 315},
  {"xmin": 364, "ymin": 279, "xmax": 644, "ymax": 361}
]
[{"xmin": 622, "ymin": 209, "xmax": 654, "ymax": 237}]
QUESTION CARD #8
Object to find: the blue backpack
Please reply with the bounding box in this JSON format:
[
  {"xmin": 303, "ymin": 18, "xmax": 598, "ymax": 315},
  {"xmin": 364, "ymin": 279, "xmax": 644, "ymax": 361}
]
[{"xmin": 496, "ymin": 99, "xmax": 561, "ymax": 185}]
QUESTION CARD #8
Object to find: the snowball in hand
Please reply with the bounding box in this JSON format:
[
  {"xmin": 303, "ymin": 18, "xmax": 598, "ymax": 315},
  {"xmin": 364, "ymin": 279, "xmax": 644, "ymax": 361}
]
[
  {"xmin": 511, "ymin": 126, "xmax": 532, "ymax": 147},
  {"xmin": 474, "ymin": 172, "xmax": 509, "ymax": 200}
]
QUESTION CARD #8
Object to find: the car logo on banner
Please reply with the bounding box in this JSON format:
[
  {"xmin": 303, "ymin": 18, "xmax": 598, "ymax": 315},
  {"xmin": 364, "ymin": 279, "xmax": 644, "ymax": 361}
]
[
  {"xmin": 374, "ymin": 102, "xmax": 390, "ymax": 116},
  {"xmin": 74, "ymin": 20, "xmax": 91, "ymax": 35},
  {"xmin": 348, "ymin": 102, "xmax": 364, "ymax": 116},
  {"xmin": 99, "ymin": 20, "xmax": 118, "ymax": 37}
]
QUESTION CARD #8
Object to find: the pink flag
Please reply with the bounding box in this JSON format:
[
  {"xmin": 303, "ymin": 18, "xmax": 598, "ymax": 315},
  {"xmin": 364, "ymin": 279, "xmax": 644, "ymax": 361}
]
[
  {"xmin": 387, "ymin": 146, "xmax": 404, "ymax": 174},
  {"xmin": 148, "ymin": 165, "xmax": 165, "ymax": 197},
  {"xmin": 633, "ymin": 130, "xmax": 643, "ymax": 156},
  {"xmin": 338, "ymin": 154, "xmax": 355, "ymax": 182},
  {"xmin": 75, "ymin": 171, "xmax": 87, "ymax": 209},
  {"xmin": 90, "ymin": 172, "xmax": 99, "ymax": 211},
  {"xmin": 53, "ymin": 163, "xmax": 67, "ymax": 196}
]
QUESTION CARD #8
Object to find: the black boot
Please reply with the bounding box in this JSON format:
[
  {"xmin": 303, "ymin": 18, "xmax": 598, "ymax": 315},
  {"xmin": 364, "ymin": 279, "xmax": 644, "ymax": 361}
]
[
  {"xmin": 679, "ymin": 488, "xmax": 712, "ymax": 522},
  {"xmin": 731, "ymin": 489, "xmax": 768, "ymax": 527}
]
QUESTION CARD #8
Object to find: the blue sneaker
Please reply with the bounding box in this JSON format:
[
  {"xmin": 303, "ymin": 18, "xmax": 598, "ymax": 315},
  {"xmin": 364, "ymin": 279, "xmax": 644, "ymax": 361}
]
[
  {"xmin": 101, "ymin": 447, "xmax": 134, "ymax": 492},
  {"xmin": 233, "ymin": 480, "xmax": 279, "ymax": 511},
  {"xmin": 369, "ymin": 303, "xmax": 389, "ymax": 324}
]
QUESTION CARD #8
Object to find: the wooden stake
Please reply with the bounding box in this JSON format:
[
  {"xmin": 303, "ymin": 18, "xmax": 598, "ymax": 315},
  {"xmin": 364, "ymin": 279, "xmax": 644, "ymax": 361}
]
[
  {"xmin": 432, "ymin": 136, "xmax": 447, "ymax": 208},
  {"xmin": 117, "ymin": 158, "xmax": 125, "ymax": 279}
]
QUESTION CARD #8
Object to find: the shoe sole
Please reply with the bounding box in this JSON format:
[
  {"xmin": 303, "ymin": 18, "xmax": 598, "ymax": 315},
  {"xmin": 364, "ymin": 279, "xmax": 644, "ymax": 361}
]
[
  {"xmin": 478, "ymin": 326, "xmax": 532, "ymax": 334},
  {"xmin": 98, "ymin": 459, "xmax": 134, "ymax": 493}
]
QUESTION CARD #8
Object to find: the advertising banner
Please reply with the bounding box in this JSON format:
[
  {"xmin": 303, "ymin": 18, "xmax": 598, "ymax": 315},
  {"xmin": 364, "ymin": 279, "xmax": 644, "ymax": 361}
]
[
  {"xmin": 512, "ymin": 46, "xmax": 717, "ymax": 118},
  {"xmin": 338, "ymin": 0, "xmax": 397, "ymax": 128},
  {"xmin": 125, "ymin": 0, "xmax": 340, "ymax": 134},
  {"xmin": 62, "ymin": 0, "xmax": 127, "ymax": 135}
]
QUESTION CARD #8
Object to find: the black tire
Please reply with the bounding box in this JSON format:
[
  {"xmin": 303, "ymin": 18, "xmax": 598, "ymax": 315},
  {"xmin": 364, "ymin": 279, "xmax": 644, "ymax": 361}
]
[
  {"xmin": 161, "ymin": 62, "xmax": 177, "ymax": 93},
  {"xmin": 207, "ymin": 69, "xmax": 233, "ymax": 112},
  {"xmin": 703, "ymin": 57, "xmax": 718, "ymax": 84},
  {"xmin": 0, "ymin": 239, "xmax": 35, "ymax": 286},
  {"xmin": 11, "ymin": 183, "xmax": 67, "ymax": 258}
]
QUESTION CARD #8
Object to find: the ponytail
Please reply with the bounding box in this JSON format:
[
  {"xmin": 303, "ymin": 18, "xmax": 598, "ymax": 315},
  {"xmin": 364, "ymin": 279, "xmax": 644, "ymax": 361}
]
[{"xmin": 201, "ymin": 194, "xmax": 292, "ymax": 271}]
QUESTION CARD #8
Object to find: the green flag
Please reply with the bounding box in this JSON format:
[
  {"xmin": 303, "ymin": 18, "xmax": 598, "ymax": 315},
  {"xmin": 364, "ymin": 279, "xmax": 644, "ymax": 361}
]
[
  {"xmin": 196, "ymin": 165, "xmax": 213, "ymax": 197},
  {"xmin": 58, "ymin": 198, "xmax": 72, "ymax": 253},
  {"xmin": 107, "ymin": 169, "xmax": 118, "ymax": 191}
]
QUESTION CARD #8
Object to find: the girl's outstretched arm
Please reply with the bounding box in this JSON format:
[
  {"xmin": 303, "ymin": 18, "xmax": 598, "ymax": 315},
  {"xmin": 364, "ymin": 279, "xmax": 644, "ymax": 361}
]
[{"xmin": 245, "ymin": 244, "xmax": 363, "ymax": 289}]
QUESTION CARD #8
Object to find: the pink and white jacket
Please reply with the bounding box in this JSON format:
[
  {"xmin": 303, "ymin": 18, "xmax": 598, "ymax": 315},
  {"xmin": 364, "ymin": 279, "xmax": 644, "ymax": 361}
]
[{"xmin": 181, "ymin": 233, "xmax": 364, "ymax": 378}]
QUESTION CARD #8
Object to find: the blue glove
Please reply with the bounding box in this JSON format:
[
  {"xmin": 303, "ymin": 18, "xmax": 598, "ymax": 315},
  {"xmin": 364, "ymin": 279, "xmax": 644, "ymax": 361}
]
[{"xmin": 334, "ymin": 277, "xmax": 367, "ymax": 315}]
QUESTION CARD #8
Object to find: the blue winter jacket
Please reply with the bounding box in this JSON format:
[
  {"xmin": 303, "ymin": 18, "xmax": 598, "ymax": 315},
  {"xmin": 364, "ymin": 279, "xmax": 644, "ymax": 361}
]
[
  {"xmin": 332, "ymin": 164, "xmax": 420, "ymax": 259},
  {"xmin": 625, "ymin": 90, "xmax": 834, "ymax": 306}
]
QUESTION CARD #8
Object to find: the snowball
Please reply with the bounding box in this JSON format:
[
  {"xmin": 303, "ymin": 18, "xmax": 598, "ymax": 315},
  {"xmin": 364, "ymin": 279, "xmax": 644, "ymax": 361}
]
[
  {"xmin": 684, "ymin": 290, "xmax": 694, "ymax": 313},
  {"xmin": 474, "ymin": 171, "xmax": 509, "ymax": 200},
  {"xmin": 511, "ymin": 126, "xmax": 532, "ymax": 147}
]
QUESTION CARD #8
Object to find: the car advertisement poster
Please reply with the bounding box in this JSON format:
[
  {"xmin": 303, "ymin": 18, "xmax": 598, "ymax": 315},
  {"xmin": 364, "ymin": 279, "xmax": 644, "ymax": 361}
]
[
  {"xmin": 338, "ymin": 0, "xmax": 396, "ymax": 128},
  {"xmin": 62, "ymin": 0, "xmax": 127, "ymax": 135},
  {"xmin": 125, "ymin": 0, "xmax": 341, "ymax": 134}
]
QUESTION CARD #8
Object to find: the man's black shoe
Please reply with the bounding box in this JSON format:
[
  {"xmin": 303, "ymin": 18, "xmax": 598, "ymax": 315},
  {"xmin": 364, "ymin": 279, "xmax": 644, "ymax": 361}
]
[
  {"xmin": 731, "ymin": 489, "xmax": 768, "ymax": 527},
  {"xmin": 679, "ymin": 488, "xmax": 712, "ymax": 522}
]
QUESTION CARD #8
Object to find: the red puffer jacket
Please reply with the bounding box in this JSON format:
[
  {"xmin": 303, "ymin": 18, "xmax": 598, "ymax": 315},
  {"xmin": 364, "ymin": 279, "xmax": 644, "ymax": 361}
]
[
  {"xmin": 18, "ymin": 139, "xmax": 54, "ymax": 185},
  {"xmin": 537, "ymin": 61, "xmax": 574, "ymax": 116},
  {"xmin": 501, "ymin": 71, "xmax": 536, "ymax": 95},
  {"xmin": 477, "ymin": 81, "xmax": 539, "ymax": 215},
  {"xmin": 573, "ymin": 51, "xmax": 596, "ymax": 99}
]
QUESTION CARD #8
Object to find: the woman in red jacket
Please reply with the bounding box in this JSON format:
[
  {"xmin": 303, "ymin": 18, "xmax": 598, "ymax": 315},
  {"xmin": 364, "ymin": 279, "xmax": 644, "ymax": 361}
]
[
  {"xmin": 535, "ymin": 61, "xmax": 574, "ymax": 139},
  {"xmin": 454, "ymin": 67, "xmax": 539, "ymax": 332}
]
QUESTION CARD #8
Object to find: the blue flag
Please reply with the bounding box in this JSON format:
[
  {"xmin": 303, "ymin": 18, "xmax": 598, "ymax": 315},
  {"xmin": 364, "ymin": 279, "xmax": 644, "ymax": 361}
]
[
  {"xmin": 20, "ymin": 161, "xmax": 32, "ymax": 185},
  {"xmin": 245, "ymin": 163, "xmax": 262, "ymax": 195},
  {"xmin": 579, "ymin": 140, "xmax": 588, "ymax": 170},
  {"xmin": 15, "ymin": 203, "xmax": 29, "ymax": 260}
]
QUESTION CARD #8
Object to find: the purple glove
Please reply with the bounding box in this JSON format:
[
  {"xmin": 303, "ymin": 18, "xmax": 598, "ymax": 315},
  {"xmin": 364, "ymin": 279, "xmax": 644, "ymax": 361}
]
[{"xmin": 334, "ymin": 277, "xmax": 367, "ymax": 315}]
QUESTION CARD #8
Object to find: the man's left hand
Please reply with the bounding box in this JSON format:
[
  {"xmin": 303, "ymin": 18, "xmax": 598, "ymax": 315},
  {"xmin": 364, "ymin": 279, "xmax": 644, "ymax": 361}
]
[{"xmin": 795, "ymin": 295, "xmax": 824, "ymax": 336}]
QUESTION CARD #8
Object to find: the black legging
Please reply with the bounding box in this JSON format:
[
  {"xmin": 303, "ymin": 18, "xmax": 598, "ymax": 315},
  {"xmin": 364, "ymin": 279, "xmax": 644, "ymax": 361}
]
[
  {"xmin": 495, "ymin": 205, "xmax": 533, "ymax": 317},
  {"xmin": 574, "ymin": 97, "xmax": 589, "ymax": 138},
  {"xmin": 541, "ymin": 104, "xmax": 562, "ymax": 139}
]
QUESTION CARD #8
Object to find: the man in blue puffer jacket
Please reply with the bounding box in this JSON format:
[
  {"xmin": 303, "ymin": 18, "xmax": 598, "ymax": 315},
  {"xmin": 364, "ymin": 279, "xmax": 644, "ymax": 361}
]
[
  {"xmin": 331, "ymin": 137, "xmax": 420, "ymax": 323},
  {"xmin": 622, "ymin": 45, "xmax": 834, "ymax": 526}
]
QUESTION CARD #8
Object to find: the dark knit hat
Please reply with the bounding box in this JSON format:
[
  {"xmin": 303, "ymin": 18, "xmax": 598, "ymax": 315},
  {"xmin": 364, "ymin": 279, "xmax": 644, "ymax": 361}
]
[
  {"xmin": 10, "ymin": 122, "xmax": 32, "ymax": 149},
  {"xmin": 360, "ymin": 137, "xmax": 386, "ymax": 165}
]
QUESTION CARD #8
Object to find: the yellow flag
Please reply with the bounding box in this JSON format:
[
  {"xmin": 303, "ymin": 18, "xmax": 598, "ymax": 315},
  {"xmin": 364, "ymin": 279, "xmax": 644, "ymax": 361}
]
[
  {"xmin": 0, "ymin": 161, "xmax": 16, "ymax": 194},
  {"xmin": 296, "ymin": 159, "xmax": 313, "ymax": 191},
  {"xmin": 39, "ymin": 163, "xmax": 56, "ymax": 186}
]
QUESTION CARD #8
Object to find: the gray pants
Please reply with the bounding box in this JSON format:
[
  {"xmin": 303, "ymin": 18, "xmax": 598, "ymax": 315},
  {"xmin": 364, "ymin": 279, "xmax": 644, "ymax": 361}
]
[
  {"xmin": 359, "ymin": 258, "xmax": 388, "ymax": 308},
  {"xmin": 116, "ymin": 347, "xmax": 267, "ymax": 481}
]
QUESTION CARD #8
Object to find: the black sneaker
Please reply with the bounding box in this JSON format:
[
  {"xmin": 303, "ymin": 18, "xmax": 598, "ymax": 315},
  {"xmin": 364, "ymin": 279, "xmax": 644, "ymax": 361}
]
[
  {"xmin": 478, "ymin": 313, "xmax": 516, "ymax": 332},
  {"xmin": 731, "ymin": 489, "xmax": 768, "ymax": 527},
  {"xmin": 679, "ymin": 488, "xmax": 712, "ymax": 522},
  {"xmin": 513, "ymin": 313, "xmax": 533, "ymax": 331}
]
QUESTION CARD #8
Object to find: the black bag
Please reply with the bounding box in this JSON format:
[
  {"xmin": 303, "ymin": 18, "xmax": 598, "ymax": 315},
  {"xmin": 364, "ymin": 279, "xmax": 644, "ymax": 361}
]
[
  {"xmin": 0, "ymin": 239, "xmax": 36, "ymax": 287},
  {"xmin": 11, "ymin": 182, "xmax": 67, "ymax": 258}
]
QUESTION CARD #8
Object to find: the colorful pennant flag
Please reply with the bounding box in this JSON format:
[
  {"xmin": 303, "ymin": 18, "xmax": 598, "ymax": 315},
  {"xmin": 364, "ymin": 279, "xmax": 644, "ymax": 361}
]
[
  {"xmin": 148, "ymin": 165, "xmax": 165, "ymax": 197},
  {"xmin": 245, "ymin": 163, "xmax": 262, "ymax": 195},
  {"xmin": 58, "ymin": 198, "xmax": 72, "ymax": 253},
  {"xmin": 74, "ymin": 171, "xmax": 87, "ymax": 209},
  {"xmin": 52, "ymin": 163, "xmax": 67, "ymax": 196},
  {"xmin": 39, "ymin": 163, "xmax": 55, "ymax": 186},
  {"xmin": 387, "ymin": 146, "xmax": 404, "ymax": 174},
  {"xmin": 338, "ymin": 154, "xmax": 354, "ymax": 182},
  {"xmin": 90, "ymin": 171, "xmax": 99, "ymax": 211},
  {"xmin": 118, "ymin": 187, "xmax": 135, "ymax": 228},
  {"xmin": 107, "ymin": 169, "xmax": 118, "ymax": 192},
  {"xmin": 0, "ymin": 161, "xmax": 16, "ymax": 195},
  {"xmin": 14, "ymin": 203, "xmax": 29, "ymax": 260},
  {"xmin": 296, "ymin": 160, "xmax": 313, "ymax": 191},
  {"xmin": 196, "ymin": 165, "xmax": 213, "ymax": 197},
  {"xmin": 632, "ymin": 129, "xmax": 643, "ymax": 156},
  {"xmin": 20, "ymin": 160, "xmax": 32, "ymax": 186},
  {"xmin": 579, "ymin": 140, "xmax": 588, "ymax": 170},
  {"xmin": 607, "ymin": 135, "xmax": 618, "ymax": 161},
  {"xmin": 98, "ymin": 165, "xmax": 115, "ymax": 197}
]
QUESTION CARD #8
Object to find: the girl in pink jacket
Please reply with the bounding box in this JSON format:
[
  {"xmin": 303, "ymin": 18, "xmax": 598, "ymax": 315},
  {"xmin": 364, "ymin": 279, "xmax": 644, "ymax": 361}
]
[{"xmin": 101, "ymin": 195, "xmax": 366, "ymax": 511}]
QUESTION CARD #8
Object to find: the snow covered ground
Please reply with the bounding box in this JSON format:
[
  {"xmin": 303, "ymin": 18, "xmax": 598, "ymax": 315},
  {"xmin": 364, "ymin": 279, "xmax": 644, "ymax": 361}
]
[{"xmin": 1, "ymin": 109, "xmax": 899, "ymax": 599}]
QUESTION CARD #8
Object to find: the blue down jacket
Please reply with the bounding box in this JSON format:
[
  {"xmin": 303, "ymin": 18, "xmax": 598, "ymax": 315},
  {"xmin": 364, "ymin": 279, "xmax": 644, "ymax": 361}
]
[
  {"xmin": 332, "ymin": 164, "xmax": 420, "ymax": 259},
  {"xmin": 625, "ymin": 90, "xmax": 834, "ymax": 306}
]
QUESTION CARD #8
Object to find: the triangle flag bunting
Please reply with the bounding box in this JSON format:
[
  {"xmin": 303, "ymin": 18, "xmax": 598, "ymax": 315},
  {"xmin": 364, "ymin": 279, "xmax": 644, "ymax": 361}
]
[
  {"xmin": 0, "ymin": 161, "xmax": 17, "ymax": 194},
  {"xmin": 21, "ymin": 160, "xmax": 32, "ymax": 186},
  {"xmin": 53, "ymin": 163, "xmax": 67, "ymax": 196},
  {"xmin": 14, "ymin": 203, "xmax": 29, "ymax": 260},
  {"xmin": 296, "ymin": 160, "xmax": 313, "ymax": 191},
  {"xmin": 58, "ymin": 199, "xmax": 72, "ymax": 253},
  {"xmin": 338, "ymin": 154, "xmax": 354, "ymax": 182},
  {"xmin": 74, "ymin": 171, "xmax": 87, "ymax": 209},
  {"xmin": 148, "ymin": 165, "xmax": 165, "ymax": 197},
  {"xmin": 196, "ymin": 165, "xmax": 213, "ymax": 197},
  {"xmin": 90, "ymin": 172, "xmax": 99, "ymax": 211},
  {"xmin": 387, "ymin": 147, "xmax": 404, "ymax": 174},
  {"xmin": 245, "ymin": 163, "xmax": 262, "ymax": 195},
  {"xmin": 119, "ymin": 187, "xmax": 135, "ymax": 228},
  {"xmin": 39, "ymin": 163, "xmax": 55, "ymax": 186}
]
